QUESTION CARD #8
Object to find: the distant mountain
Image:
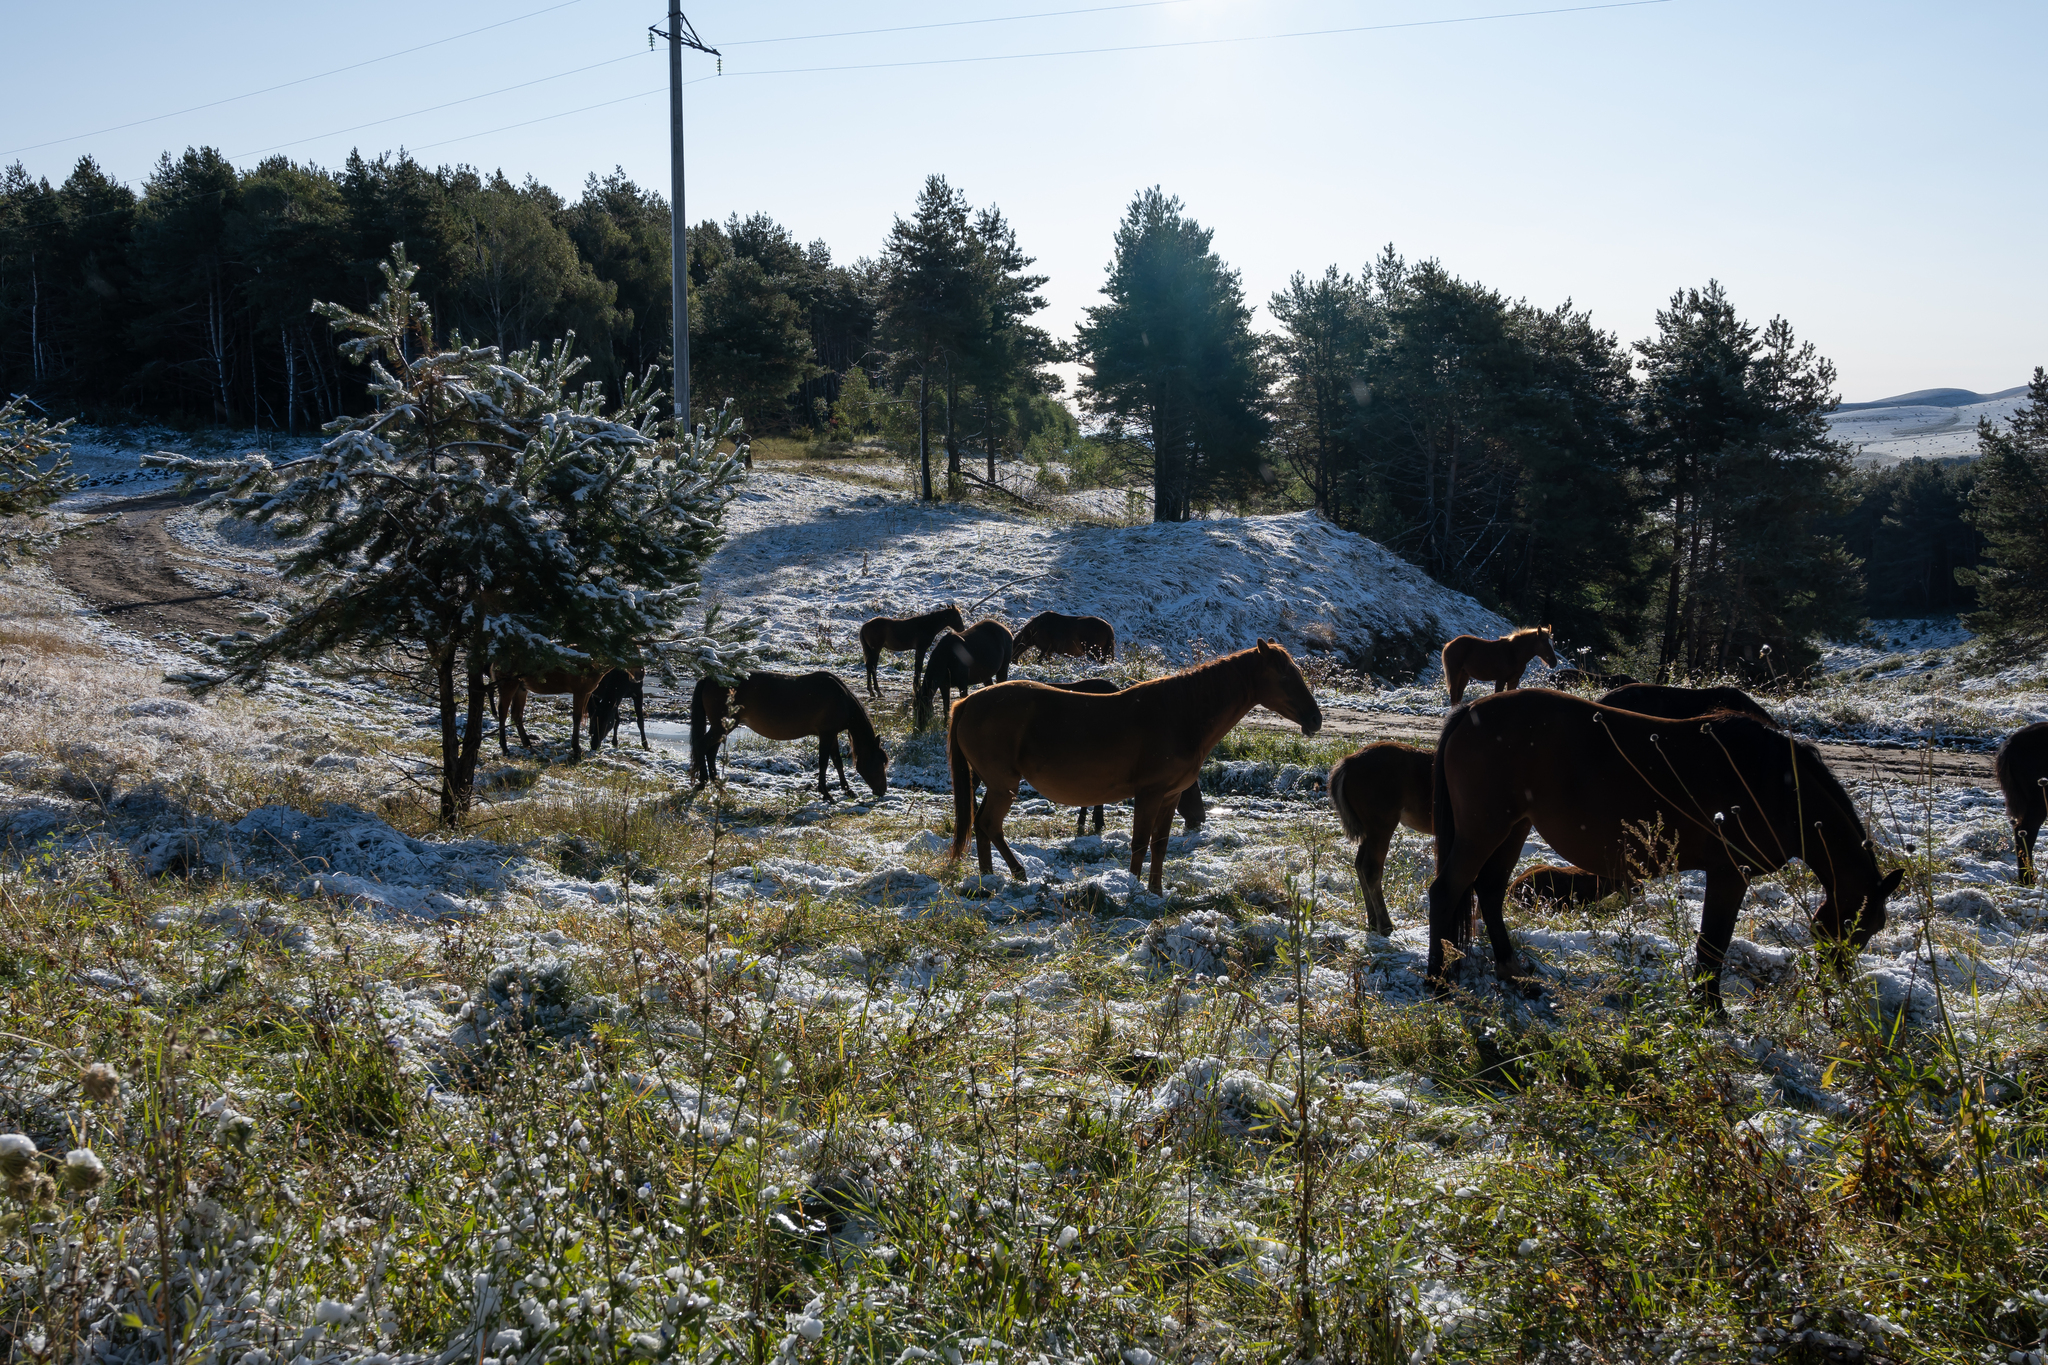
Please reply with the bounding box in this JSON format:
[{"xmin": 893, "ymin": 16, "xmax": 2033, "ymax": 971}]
[
  {"xmin": 1824, "ymin": 383, "xmax": 2030, "ymax": 464},
  {"xmin": 1835, "ymin": 385, "xmax": 2027, "ymax": 412}
]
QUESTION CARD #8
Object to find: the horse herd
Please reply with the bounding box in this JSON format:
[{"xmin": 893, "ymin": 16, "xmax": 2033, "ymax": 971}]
[{"xmin": 488, "ymin": 614, "xmax": 2048, "ymax": 1008}]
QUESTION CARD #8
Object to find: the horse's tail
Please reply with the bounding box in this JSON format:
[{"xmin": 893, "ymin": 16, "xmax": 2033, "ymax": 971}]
[
  {"xmin": 1441, "ymin": 638, "xmax": 1463, "ymax": 703},
  {"xmin": 689, "ymin": 678, "xmax": 714, "ymax": 785},
  {"xmin": 1432, "ymin": 703, "xmax": 1474, "ymax": 863},
  {"xmin": 1329, "ymin": 755, "xmax": 1365, "ymax": 842},
  {"xmin": 947, "ymin": 711, "xmax": 974, "ymax": 863}
]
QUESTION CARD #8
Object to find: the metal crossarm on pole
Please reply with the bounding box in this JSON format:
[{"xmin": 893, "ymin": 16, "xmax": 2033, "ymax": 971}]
[{"xmin": 648, "ymin": 7, "xmax": 720, "ymax": 434}]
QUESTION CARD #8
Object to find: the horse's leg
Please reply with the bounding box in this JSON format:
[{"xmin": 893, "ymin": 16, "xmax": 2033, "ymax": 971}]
[
  {"xmin": 1426, "ymin": 826, "xmax": 1505, "ymax": 988},
  {"xmin": 1357, "ymin": 819, "xmax": 1398, "ymax": 938},
  {"xmin": 976, "ymin": 781, "xmax": 1027, "ymax": 878},
  {"xmin": 1474, "ymin": 823, "xmax": 1530, "ymax": 987},
  {"xmin": 864, "ymin": 646, "xmax": 881, "ymax": 699},
  {"xmin": 494, "ymin": 681, "xmax": 510, "ymax": 755},
  {"xmin": 634, "ymin": 690, "xmax": 647, "ymax": 750},
  {"xmin": 830, "ymin": 730, "xmax": 854, "ymax": 798},
  {"xmin": 512, "ymin": 687, "xmax": 532, "ymax": 750},
  {"xmin": 813, "ymin": 733, "xmax": 835, "ymax": 803},
  {"xmin": 1143, "ymin": 796, "xmax": 1176, "ymax": 895},
  {"xmin": 1691, "ymin": 867, "xmax": 1749, "ymax": 1015},
  {"xmin": 1093, "ymin": 804, "xmax": 1105, "ymax": 833}
]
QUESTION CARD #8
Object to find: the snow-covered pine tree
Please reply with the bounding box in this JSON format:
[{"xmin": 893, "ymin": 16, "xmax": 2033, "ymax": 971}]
[
  {"xmin": 0, "ymin": 396, "xmax": 80, "ymax": 560},
  {"xmin": 156, "ymin": 245, "xmax": 757, "ymax": 822}
]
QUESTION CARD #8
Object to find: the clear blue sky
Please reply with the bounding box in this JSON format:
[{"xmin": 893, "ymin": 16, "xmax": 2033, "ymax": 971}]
[{"xmin": 5, "ymin": 0, "xmax": 2042, "ymax": 402}]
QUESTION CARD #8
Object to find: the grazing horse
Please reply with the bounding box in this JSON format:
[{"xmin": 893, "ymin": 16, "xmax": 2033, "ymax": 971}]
[
  {"xmin": 1050, "ymin": 678, "xmax": 1203, "ymax": 836},
  {"xmin": 1427, "ymin": 690, "xmax": 1901, "ymax": 1009},
  {"xmin": 947, "ymin": 641, "xmax": 1321, "ymax": 892},
  {"xmin": 1599, "ymin": 682, "xmax": 1776, "ymax": 726},
  {"xmin": 916, "ymin": 620, "xmax": 1014, "ymax": 728},
  {"xmin": 859, "ymin": 605, "xmax": 965, "ymax": 699},
  {"xmin": 690, "ymin": 672, "xmax": 889, "ymax": 801},
  {"xmin": 586, "ymin": 668, "xmax": 648, "ymax": 750},
  {"xmin": 1328, "ymin": 743, "xmax": 1434, "ymax": 937},
  {"xmin": 1440, "ymin": 626, "xmax": 1557, "ymax": 704},
  {"xmin": 1013, "ymin": 611, "xmax": 1116, "ymax": 663},
  {"xmin": 495, "ymin": 664, "xmax": 626, "ymax": 758},
  {"xmin": 1996, "ymin": 722, "xmax": 2048, "ymax": 886},
  {"xmin": 1329, "ymin": 743, "xmax": 1616, "ymax": 936}
]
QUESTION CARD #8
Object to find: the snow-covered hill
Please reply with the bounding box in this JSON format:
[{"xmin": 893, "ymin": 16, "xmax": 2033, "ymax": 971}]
[
  {"xmin": 1825, "ymin": 384, "xmax": 2027, "ymax": 464},
  {"xmin": 707, "ymin": 473, "xmax": 1512, "ymax": 679}
]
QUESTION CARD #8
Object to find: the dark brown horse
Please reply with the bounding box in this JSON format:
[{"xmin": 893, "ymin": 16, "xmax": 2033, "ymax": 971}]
[
  {"xmin": 1599, "ymin": 682, "xmax": 1776, "ymax": 726},
  {"xmin": 1428, "ymin": 690, "xmax": 1901, "ymax": 1008},
  {"xmin": 690, "ymin": 672, "xmax": 889, "ymax": 801},
  {"xmin": 1328, "ymin": 743, "xmax": 1433, "ymax": 937},
  {"xmin": 1997, "ymin": 722, "xmax": 2048, "ymax": 886},
  {"xmin": 947, "ymin": 641, "xmax": 1321, "ymax": 892},
  {"xmin": 1441, "ymin": 626, "xmax": 1557, "ymax": 704},
  {"xmin": 586, "ymin": 668, "xmax": 648, "ymax": 750},
  {"xmin": 1049, "ymin": 678, "xmax": 1203, "ymax": 836},
  {"xmin": 916, "ymin": 620, "xmax": 1014, "ymax": 728},
  {"xmin": 859, "ymin": 605, "xmax": 965, "ymax": 699},
  {"xmin": 495, "ymin": 664, "xmax": 630, "ymax": 758},
  {"xmin": 1013, "ymin": 611, "xmax": 1116, "ymax": 663}
]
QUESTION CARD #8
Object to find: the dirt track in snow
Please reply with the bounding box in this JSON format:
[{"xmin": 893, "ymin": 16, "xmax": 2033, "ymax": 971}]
[{"xmin": 49, "ymin": 492, "xmax": 254, "ymax": 635}]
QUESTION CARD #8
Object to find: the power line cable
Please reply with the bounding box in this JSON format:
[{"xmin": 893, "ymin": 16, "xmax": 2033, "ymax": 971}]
[
  {"xmin": 716, "ymin": 0, "xmax": 1672, "ymax": 78},
  {"xmin": 715, "ymin": 0, "xmax": 1211, "ymax": 47},
  {"xmin": 231, "ymin": 49, "xmax": 654, "ymax": 160},
  {"xmin": 236, "ymin": 0, "xmax": 1673, "ymax": 162},
  {"xmin": 3, "ymin": 0, "xmax": 586, "ymax": 157}
]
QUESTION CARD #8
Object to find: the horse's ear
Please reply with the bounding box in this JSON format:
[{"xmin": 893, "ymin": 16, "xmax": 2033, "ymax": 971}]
[{"xmin": 1879, "ymin": 867, "xmax": 1903, "ymax": 898}]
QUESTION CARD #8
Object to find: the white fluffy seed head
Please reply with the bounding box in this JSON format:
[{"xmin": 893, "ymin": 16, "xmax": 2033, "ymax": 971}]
[
  {"xmin": 0, "ymin": 1134, "xmax": 35, "ymax": 1178},
  {"xmin": 60, "ymin": 1148, "xmax": 106, "ymax": 1193}
]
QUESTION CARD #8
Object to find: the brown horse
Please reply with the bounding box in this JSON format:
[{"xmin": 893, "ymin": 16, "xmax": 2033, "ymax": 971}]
[
  {"xmin": 1599, "ymin": 682, "xmax": 1776, "ymax": 726},
  {"xmin": 1428, "ymin": 689, "xmax": 1901, "ymax": 1008},
  {"xmin": 586, "ymin": 668, "xmax": 648, "ymax": 750},
  {"xmin": 947, "ymin": 641, "xmax": 1321, "ymax": 892},
  {"xmin": 495, "ymin": 664, "xmax": 630, "ymax": 758},
  {"xmin": 1328, "ymin": 743, "xmax": 1433, "ymax": 937},
  {"xmin": 1013, "ymin": 611, "xmax": 1116, "ymax": 663},
  {"xmin": 1441, "ymin": 626, "xmax": 1557, "ymax": 704},
  {"xmin": 690, "ymin": 672, "xmax": 889, "ymax": 801},
  {"xmin": 916, "ymin": 620, "xmax": 1014, "ymax": 728},
  {"xmin": 1996, "ymin": 722, "xmax": 2048, "ymax": 886},
  {"xmin": 1050, "ymin": 678, "xmax": 1204, "ymax": 836},
  {"xmin": 859, "ymin": 605, "xmax": 964, "ymax": 698}
]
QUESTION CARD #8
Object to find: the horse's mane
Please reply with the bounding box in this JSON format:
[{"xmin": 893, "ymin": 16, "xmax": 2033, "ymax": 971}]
[
  {"xmin": 1713, "ymin": 714, "xmax": 1866, "ymax": 836},
  {"xmin": 1507, "ymin": 625, "xmax": 1550, "ymax": 641}
]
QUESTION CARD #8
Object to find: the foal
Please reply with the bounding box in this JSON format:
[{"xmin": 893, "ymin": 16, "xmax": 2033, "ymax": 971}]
[{"xmin": 1440, "ymin": 626, "xmax": 1557, "ymax": 704}]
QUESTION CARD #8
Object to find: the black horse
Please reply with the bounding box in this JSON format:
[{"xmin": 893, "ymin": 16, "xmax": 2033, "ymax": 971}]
[
  {"xmin": 916, "ymin": 620, "xmax": 1014, "ymax": 728},
  {"xmin": 586, "ymin": 668, "xmax": 648, "ymax": 750}
]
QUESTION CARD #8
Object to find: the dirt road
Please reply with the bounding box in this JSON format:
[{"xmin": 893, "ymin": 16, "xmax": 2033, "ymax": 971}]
[{"xmin": 50, "ymin": 492, "xmax": 255, "ymax": 635}]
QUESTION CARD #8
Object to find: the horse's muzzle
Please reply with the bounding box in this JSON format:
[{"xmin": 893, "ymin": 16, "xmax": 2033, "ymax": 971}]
[{"xmin": 1298, "ymin": 705, "xmax": 1323, "ymax": 737}]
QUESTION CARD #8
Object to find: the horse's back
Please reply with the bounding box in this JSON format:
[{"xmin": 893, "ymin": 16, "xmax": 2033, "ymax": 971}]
[{"xmin": 1598, "ymin": 682, "xmax": 1774, "ymax": 725}]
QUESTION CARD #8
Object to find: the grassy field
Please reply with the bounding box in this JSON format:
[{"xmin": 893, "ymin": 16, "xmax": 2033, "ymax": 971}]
[{"xmin": 2, "ymin": 555, "xmax": 2046, "ymax": 1363}]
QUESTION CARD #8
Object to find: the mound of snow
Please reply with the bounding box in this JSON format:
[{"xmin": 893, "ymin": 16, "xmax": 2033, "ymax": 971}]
[{"xmin": 708, "ymin": 474, "xmax": 1509, "ymax": 677}]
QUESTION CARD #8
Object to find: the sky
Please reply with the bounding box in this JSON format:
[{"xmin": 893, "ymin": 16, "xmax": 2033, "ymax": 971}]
[{"xmin": 4, "ymin": 0, "xmax": 2044, "ymax": 404}]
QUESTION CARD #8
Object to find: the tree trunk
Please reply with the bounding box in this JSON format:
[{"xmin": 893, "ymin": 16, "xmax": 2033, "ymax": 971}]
[
  {"xmin": 985, "ymin": 393, "xmax": 996, "ymax": 485},
  {"xmin": 436, "ymin": 646, "xmax": 462, "ymax": 825},
  {"xmin": 918, "ymin": 366, "xmax": 932, "ymax": 501},
  {"xmin": 1658, "ymin": 490, "xmax": 1685, "ymax": 681},
  {"xmin": 944, "ymin": 359, "xmax": 959, "ymax": 490},
  {"xmin": 1442, "ymin": 416, "xmax": 1459, "ymax": 580}
]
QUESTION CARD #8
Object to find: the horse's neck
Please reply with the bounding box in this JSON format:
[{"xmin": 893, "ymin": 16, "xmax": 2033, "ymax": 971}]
[{"xmin": 1187, "ymin": 656, "xmax": 1259, "ymax": 752}]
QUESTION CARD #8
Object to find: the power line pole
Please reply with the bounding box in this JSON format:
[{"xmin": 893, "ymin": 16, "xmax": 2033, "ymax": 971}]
[{"xmin": 649, "ymin": 6, "xmax": 718, "ymax": 435}]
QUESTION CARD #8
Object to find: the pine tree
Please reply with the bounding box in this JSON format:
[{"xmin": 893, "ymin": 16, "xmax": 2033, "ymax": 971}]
[
  {"xmin": 0, "ymin": 396, "xmax": 78, "ymax": 560},
  {"xmin": 877, "ymin": 177, "xmax": 978, "ymax": 500},
  {"xmin": 1075, "ymin": 188, "xmax": 1265, "ymax": 522},
  {"xmin": 1269, "ymin": 266, "xmax": 1371, "ymax": 521},
  {"xmin": 1960, "ymin": 366, "xmax": 2048, "ymax": 644},
  {"xmin": 1635, "ymin": 282, "xmax": 1859, "ymax": 678},
  {"xmin": 157, "ymin": 247, "xmax": 756, "ymax": 822},
  {"xmin": 691, "ymin": 254, "xmax": 819, "ymax": 433}
]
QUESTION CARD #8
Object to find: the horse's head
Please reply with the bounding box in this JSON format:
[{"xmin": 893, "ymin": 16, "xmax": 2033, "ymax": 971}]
[
  {"xmin": 1535, "ymin": 626, "xmax": 1558, "ymax": 668},
  {"xmin": 1251, "ymin": 639, "xmax": 1322, "ymax": 735},
  {"xmin": 1817, "ymin": 860, "xmax": 1901, "ymax": 950},
  {"xmin": 1012, "ymin": 617, "xmax": 1038, "ymax": 656},
  {"xmin": 941, "ymin": 604, "xmax": 966, "ymax": 633},
  {"xmin": 857, "ymin": 742, "xmax": 890, "ymax": 798}
]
